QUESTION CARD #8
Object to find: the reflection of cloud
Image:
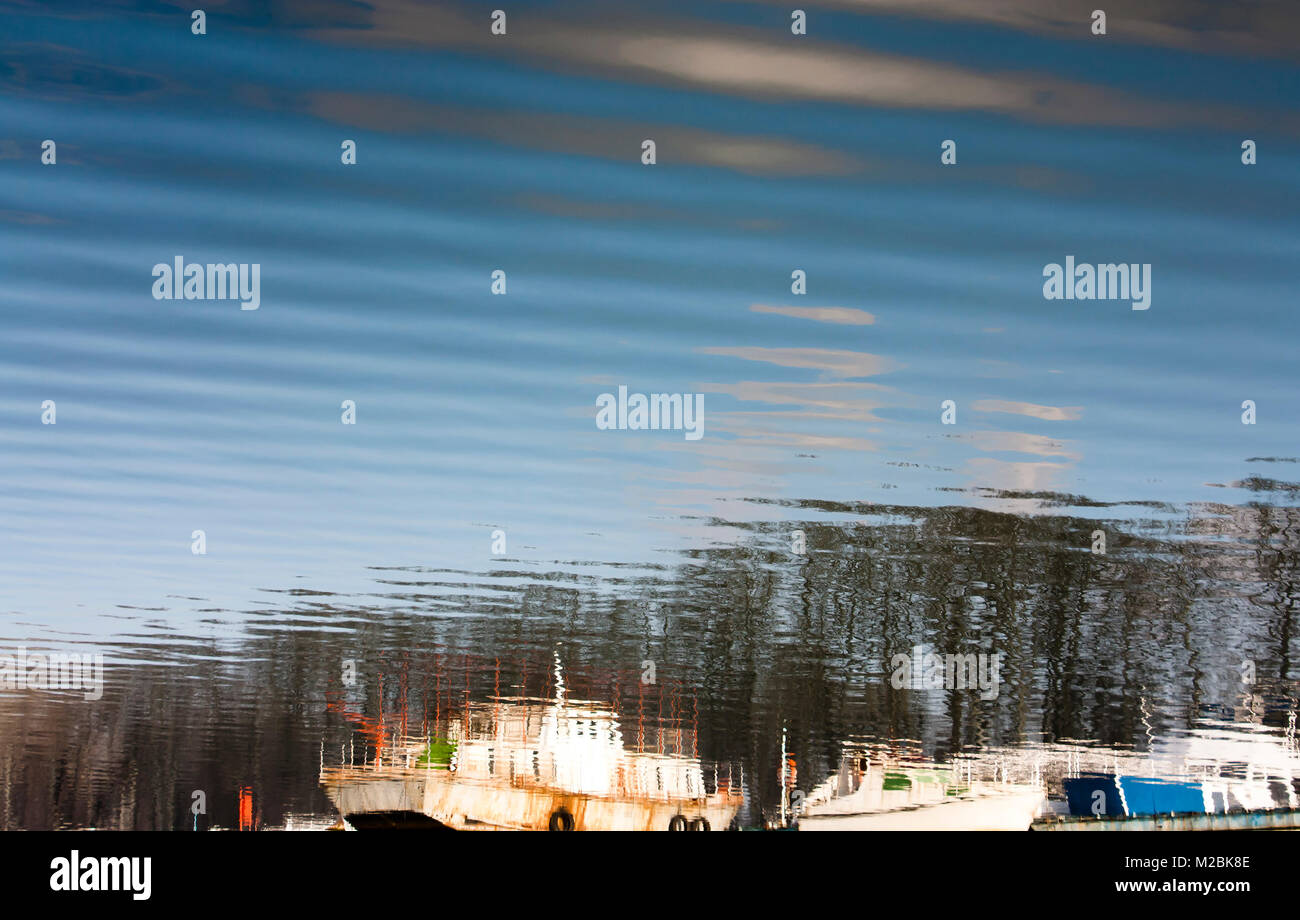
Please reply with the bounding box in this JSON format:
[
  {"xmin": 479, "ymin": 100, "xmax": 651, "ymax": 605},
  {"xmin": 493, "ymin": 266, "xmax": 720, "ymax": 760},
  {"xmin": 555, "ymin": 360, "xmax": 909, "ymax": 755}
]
[
  {"xmin": 686, "ymin": 377, "xmax": 906, "ymax": 453},
  {"xmin": 0, "ymin": 209, "xmax": 59, "ymax": 226},
  {"xmin": 966, "ymin": 430, "xmax": 1079, "ymax": 460},
  {"xmin": 709, "ymin": 420, "xmax": 877, "ymax": 452},
  {"xmin": 750, "ymin": 304, "xmax": 876, "ymax": 325},
  {"xmin": 700, "ymin": 381, "xmax": 899, "ymax": 422},
  {"xmin": 306, "ymin": 92, "xmax": 864, "ymax": 176},
  {"xmin": 680, "ymin": 379, "xmax": 901, "ymax": 453},
  {"xmin": 730, "ymin": 0, "xmax": 1300, "ymax": 60},
  {"xmin": 0, "ymin": 43, "xmax": 169, "ymax": 101},
  {"xmin": 972, "ymin": 399, "xmax": 1082, "ymax": 421},
  {"xmin": 697, "ymin": 347, "xmax": 899, "ymax": 378},
  {"xmin": 965, "ymin": 457, "xmax": 1071, "ymax": 492},
  {"xmin": 574, "ymin": 33, "xmax": 1276, "ymax": 130},
  {"xmin": 306, "ymin": 3, "xmax": 1297, "ymax": 133}
]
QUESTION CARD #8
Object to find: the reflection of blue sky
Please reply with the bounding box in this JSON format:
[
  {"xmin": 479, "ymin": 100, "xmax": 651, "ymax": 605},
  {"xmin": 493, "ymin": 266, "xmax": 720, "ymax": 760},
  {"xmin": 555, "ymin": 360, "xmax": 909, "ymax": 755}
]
[{"xmin": 1, "ymin": 1, "xmax": 1298, "ymax": 624}]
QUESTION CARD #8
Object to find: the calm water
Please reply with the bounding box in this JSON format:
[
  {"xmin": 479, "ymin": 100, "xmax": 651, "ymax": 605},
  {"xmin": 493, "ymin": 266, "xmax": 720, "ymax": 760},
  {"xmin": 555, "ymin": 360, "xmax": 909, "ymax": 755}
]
[{"xmin": 1, "ymin": 1, "xmax": 1298, "ymax": 829}]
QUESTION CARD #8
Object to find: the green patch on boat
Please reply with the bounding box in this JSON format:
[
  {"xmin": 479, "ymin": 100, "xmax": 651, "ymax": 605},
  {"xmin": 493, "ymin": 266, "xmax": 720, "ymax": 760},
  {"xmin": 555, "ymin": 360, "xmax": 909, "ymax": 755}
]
[
  {"xmin": 883, "ymin": 769, "xmax": 954, "ymax": 790},
  {"xmin": 417, "ymin": 739, "xmax": 458, "ymax": 769},
  {"xmin": 883, "ymin": 772, "xmax": 912, "ymax": 790}
]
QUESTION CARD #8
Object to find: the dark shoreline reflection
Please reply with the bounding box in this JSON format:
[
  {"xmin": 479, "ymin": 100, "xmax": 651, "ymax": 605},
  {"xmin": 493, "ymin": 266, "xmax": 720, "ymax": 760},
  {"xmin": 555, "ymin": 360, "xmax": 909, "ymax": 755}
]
[{"xmin": 2, "ymin": 494, "xmax": 1298, "ymax": 829}]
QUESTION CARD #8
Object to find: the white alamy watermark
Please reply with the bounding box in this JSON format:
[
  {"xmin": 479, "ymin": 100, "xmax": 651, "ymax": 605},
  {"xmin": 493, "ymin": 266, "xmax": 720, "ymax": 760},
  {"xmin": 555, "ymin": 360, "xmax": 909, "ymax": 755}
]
[
  {"xmin": 595, "ymin": 385, "xmax": 704, "ymax": 440},
  {"xmin": 1043, "ymin": 256, "xmax": 1150, "ymax": 310},
  {"xmin": 50, "ymin": 851, "xmax": 150, "ymax": 901},
  {"xmin": 0, "ymin": 647, "xmax": 104, "ymax": 700},
  {"xmin": 890, "ymin": 644, "xmax": 1001, "ymax": 701},
  {"xmin": 152, "ymin": 256, "xmax": 260, "ymax": 310}
]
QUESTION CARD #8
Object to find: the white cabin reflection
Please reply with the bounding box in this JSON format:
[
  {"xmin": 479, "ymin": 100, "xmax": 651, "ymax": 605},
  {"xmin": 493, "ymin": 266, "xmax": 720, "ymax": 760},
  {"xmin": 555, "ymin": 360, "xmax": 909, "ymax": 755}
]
[{"xmin": 321, "ymin": 660, "xmax": 742, "ymax": 831}]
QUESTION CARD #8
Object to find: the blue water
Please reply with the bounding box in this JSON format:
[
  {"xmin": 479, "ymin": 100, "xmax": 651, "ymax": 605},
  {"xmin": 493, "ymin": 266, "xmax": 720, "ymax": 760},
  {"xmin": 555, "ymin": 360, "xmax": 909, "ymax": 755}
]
[{"xmin": 1, "ymin": 1, "xmax": 1298, "ymax": 828}]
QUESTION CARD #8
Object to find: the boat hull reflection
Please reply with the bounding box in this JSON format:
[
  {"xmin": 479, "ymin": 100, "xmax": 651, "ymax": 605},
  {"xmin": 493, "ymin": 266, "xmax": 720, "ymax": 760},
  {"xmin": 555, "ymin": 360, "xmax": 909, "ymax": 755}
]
[
  {"xmin": 324, "ymin": 770, "xmax": 737, "ymax": 831},
  {"xmin": 321, "ymin": 696, "xmax": 741, "ymax": 831},
  {"xmin": 799, "ymin": 755, "xmax": 1045, "ymax": 831}
]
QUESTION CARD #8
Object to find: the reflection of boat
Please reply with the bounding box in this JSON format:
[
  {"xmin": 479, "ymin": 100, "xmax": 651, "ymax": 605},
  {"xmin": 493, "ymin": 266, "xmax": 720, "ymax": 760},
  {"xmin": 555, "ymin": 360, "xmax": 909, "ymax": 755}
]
[
  {"xmin": 1034, "ymin": 770, "xmax": 1300, "ymax": 830},
  {"xmin": 321, "ymin": 663, "xmax": 742, "ymax": 830},
  {"xmin": 1063, "ymin": 773, "xmax": 1217, "ymax": 818},
  {"xmin": 798, "ymin": 753, "xmax": 1045, "ymax": 831},
  {"xmin": 1035, "ymin": 720, "xmax": 1300, "ymax": 829}
]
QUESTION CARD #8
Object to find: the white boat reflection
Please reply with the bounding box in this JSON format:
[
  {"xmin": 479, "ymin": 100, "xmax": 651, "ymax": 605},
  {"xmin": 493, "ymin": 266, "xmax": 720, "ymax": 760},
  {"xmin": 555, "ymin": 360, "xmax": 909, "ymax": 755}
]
[
  {"xmin": 798, "ymin": 749, "xmax": 1045, "ymax": 831},
  {"xmin": 800, "ymin": 716, "xmax": 1300, "ymax": 831},
  {"xmin": 321, "ymin": 671, "xmax": 742, "ymax": 831}
]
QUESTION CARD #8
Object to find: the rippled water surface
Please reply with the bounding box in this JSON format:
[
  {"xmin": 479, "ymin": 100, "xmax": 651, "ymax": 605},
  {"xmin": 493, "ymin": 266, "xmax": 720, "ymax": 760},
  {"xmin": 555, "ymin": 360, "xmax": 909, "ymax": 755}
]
[{"xmin": 1, "ymin": 1, "xmax": 1298, "ymax": 829}]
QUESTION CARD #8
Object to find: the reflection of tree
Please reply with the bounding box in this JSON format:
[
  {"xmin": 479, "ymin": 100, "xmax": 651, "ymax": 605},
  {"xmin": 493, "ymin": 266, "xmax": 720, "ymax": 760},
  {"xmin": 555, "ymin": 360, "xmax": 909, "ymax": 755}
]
[
  {"xmin": 1250, "ymin": 503, "xmax": 1299, "ymax": 684},
  {"xmin": 3, "ymin": 494, "xmax": 1297, "ymax": 828}
]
